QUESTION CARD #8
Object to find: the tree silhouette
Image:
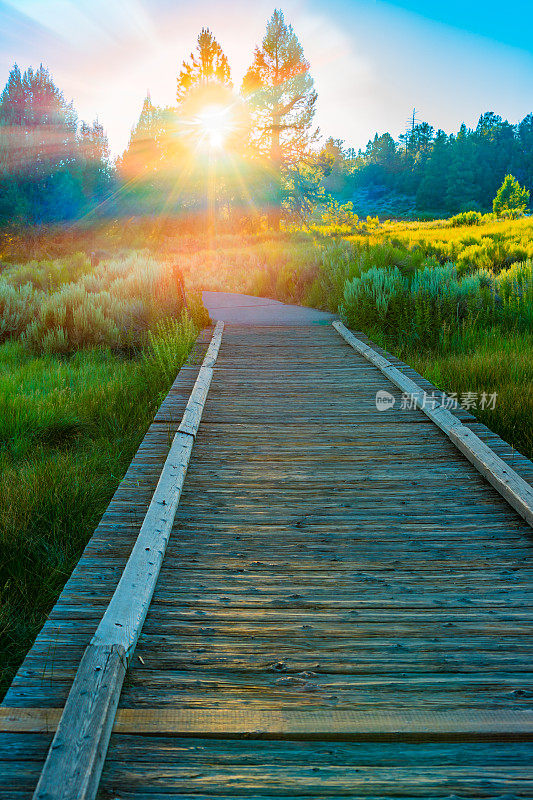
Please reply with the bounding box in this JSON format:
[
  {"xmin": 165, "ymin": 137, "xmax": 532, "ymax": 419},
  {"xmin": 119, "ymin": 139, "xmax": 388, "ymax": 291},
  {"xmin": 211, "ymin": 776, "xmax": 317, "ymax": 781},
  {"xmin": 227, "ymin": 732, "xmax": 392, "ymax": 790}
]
[
  {"xmin": 176, "ymin": 28, "xmax": 232, "ymax": 104},
  {"xmin": 242, "ymin": 9, "xmax": 317, "ymax": 227}
]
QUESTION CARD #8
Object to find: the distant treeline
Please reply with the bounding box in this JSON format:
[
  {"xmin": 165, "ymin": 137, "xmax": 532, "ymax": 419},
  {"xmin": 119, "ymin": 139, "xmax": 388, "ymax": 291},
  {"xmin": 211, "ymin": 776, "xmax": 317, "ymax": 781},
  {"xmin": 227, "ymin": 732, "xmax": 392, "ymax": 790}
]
[
  {"xmin": 0, "ymin": 55, "xmax": 531, "ymax": 226},
  {"xmin": 322, "ymin": 113, "xmax": 533, "ymax": 214},
  {"xmin": 0, "ymin": 65, "xmax": 114, "ymax": 225}
]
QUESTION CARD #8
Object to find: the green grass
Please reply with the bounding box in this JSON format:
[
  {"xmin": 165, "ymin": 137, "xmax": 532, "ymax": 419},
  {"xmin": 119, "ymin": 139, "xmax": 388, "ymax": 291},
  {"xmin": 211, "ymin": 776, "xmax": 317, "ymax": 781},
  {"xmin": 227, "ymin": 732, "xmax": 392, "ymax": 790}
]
[{"xmin": 0, "ymin": 318, "xmax": 197, "ymax": 696}]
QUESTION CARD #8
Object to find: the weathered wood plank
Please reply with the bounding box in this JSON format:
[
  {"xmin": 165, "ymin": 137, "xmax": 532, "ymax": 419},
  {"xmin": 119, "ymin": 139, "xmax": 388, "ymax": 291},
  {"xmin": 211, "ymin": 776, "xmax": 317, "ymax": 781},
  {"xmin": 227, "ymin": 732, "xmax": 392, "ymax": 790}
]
[
  {"xmin": 30, "ymin": 322, "xmax": 224, "ymax": 800},
  {"xmin": 4, "ymin": 706, "xmax": 533, "ymax": 741},
  {"xmin": 333, "ymin": 320, "xmax": 533, "ymax": 527},
  {"xmin": 32, "ymin": 645, "xmax": 125, "ymax": 800}
]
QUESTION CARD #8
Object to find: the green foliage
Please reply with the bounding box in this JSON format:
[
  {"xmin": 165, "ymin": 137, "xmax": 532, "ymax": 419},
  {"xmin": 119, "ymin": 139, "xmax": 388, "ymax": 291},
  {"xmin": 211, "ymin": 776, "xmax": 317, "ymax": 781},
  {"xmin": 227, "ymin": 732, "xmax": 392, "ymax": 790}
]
[
  {"xmin": 0, "ymin": 251, "xmax": 202, "ymax": 354},
  {"xmin": 0, "ymin": 316, "xmax": 197, "ymax": 693},
  {"xmin": 493, "ymin": 174, "xmax": 530, "ymax": 216},
  {"xmin": 0, "ymin": 282, "xmax": 39, "ymax": 343},
  {"xmin": 449, "ymin": 211, "xmax": 483, "ymax": 227},
  {"xmin": 321, "ymin": 200, "xmax": 358, "ymax": 227}
]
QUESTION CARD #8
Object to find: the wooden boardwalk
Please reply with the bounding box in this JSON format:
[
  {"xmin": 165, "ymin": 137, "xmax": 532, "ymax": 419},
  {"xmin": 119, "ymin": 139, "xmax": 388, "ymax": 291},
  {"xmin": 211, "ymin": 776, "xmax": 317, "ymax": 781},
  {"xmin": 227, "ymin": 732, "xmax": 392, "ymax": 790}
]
[{"xmin": 2, "ymin": 321, "xmax": 533, "ymax": 798}]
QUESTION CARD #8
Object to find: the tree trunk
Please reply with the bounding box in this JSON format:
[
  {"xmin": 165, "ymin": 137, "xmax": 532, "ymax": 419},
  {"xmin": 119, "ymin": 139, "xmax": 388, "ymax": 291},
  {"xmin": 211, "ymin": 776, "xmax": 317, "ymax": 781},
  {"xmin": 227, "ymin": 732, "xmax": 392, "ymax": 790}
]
[{"xmin": 269, "ymin": 109, "xmax": 281, "ymax": 231}]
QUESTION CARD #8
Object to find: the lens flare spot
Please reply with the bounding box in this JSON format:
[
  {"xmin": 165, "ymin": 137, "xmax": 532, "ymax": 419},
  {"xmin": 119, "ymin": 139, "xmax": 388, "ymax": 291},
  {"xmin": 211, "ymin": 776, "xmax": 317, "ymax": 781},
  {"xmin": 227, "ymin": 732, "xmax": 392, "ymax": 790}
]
[{"xmin": 195, "ymin": 104, "xmax": 233, "ymax": 151}]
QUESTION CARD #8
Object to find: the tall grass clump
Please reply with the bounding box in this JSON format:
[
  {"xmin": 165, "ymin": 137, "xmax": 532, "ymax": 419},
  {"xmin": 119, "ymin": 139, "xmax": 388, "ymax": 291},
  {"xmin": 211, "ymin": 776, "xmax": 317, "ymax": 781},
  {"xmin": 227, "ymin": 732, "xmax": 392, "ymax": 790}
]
[
  {"xmin": 0, "ymin": 312, "xmax": 198, "ymax": 695},
  {"xmin": 144, "ymin": 313, "xmax": 197, "ymax": 384},
  {"xmin": 405, "ymin": 329, "xmax": 533, "ymax": 461},
  {"xmin": 496, "ymin": 260, "xmax": 533, "ymax": 325}
]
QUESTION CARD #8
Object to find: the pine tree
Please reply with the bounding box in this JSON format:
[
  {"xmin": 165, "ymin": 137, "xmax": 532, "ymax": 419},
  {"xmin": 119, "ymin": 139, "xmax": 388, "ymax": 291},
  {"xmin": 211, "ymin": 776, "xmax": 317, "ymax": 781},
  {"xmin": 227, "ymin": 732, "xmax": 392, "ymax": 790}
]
[
  {"xmin": 119, "ymin": 94, "xmax": 163, "ymax": 178},
  {"xmin": 416, "ymin": 130, "xmax": 450, "ymax": 210},
  {"xmin": 176, "ymin": 28, "xmax": 232, "ymax": 104},
  {"xmin": 0, "ymin": 64, "xmax": 82, "ymax": 222},
  {"xmin": 445, "ymin": 124, "xmax": 478, "ymax": 212},
  {"xmin": 0, "ymin": 64, "xmax": 25, "ymax": 127},
  {"xmin": 242, "ymin": 9, "xmax": 317, "ymax": 227}
]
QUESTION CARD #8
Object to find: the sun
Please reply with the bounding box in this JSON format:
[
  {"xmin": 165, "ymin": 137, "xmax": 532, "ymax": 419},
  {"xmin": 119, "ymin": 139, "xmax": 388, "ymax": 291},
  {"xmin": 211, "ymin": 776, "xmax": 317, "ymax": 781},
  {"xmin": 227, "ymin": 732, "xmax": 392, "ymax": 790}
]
[{"xmin": 195, "ymin": 104, "xmax": 233, "ymax": 151}]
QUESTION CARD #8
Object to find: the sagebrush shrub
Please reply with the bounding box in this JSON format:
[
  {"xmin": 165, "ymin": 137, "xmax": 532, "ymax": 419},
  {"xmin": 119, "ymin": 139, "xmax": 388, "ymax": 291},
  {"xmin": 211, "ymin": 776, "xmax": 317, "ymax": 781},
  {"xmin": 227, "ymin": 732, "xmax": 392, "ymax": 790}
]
[
  {"xmin": 342, "ymin": 266, "xmax": 406, "ymax": 329},
  {"xmin": 0, "ymin": 282, "xmax": 40, "ymax": 343},
  {"xmin": 6, "ymin": 251, "xmax": 194, "ymax": 354},
  {"xmin": 449, "ymin": 211, "xmax": 483, "ymax": 227},
  {"xmin": 5, "ymin": 253, "xmax": 91, "ymax": 290}
]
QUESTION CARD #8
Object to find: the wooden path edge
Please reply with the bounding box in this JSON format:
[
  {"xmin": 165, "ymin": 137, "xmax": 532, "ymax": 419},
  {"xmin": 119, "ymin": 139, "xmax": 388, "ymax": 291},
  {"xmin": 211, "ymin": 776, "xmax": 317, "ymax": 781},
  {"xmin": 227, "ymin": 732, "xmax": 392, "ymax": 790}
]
[
  {"xmin": 333, "ymin": 320, "xmax": 533, "ymax": 528},
  {"xmin": 31, "ymin": 321, "xmax": 225, "ymax": 800}
]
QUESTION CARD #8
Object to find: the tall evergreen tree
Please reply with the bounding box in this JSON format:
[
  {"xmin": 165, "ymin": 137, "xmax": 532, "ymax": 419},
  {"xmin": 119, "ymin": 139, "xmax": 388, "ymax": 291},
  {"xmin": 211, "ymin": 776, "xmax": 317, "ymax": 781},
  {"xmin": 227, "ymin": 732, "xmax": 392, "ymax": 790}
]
[
  {"xmin": 242, "ymin": 9, "xmax": 317, "ymax": 226},
  {"xmin": 176, "ymin": 28, "xmax": 232, "ymax": 104},
  {"xmin": 119, "ymin": 94, "xmax": 164, "ymax": 178},
  {"xmin": 416, "ymin": 130, "xmax": 450, "ymax": 210},
  {"xmin": 0, "ymin": 64, "xmax": 83, "ymax": 223}
]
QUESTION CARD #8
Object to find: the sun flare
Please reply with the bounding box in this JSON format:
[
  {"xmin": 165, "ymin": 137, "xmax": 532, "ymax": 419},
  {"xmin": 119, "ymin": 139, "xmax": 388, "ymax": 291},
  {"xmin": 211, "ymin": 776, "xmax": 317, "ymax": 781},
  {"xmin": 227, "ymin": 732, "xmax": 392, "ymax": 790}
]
[{"xmin": 195, "ymin": 104, "xmax": 233, "ymax": 151}]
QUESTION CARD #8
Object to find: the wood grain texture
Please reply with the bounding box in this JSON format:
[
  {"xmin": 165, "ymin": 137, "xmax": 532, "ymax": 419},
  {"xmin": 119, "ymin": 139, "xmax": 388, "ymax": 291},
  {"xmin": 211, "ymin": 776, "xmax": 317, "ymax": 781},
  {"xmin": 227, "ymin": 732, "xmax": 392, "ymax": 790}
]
[
  {"xmin": 27, "ymin": 323, "xmax": 224, "ymax": 800},
  {"xmin": 3, "ymin": 705, "xmax": 533, "ymax": 741},
  {"xmin": 2, "ymin": 322, "xmax": 533, "ymax": 799},
  {"xmin": 333, "ymin": 319, "xmax": 533, "ymax": 526},
  {"xmin": 32, "ymin": 645, "xmax": 125, "ymax": 800}
]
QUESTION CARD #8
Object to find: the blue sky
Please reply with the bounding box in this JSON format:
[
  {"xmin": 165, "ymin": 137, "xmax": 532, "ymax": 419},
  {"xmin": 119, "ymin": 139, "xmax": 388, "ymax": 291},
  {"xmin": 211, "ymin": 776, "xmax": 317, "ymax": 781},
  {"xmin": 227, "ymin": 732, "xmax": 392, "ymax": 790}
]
[{"xmin": 0, "ymin": 0, "xmax": 531, "ymax": 155}]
